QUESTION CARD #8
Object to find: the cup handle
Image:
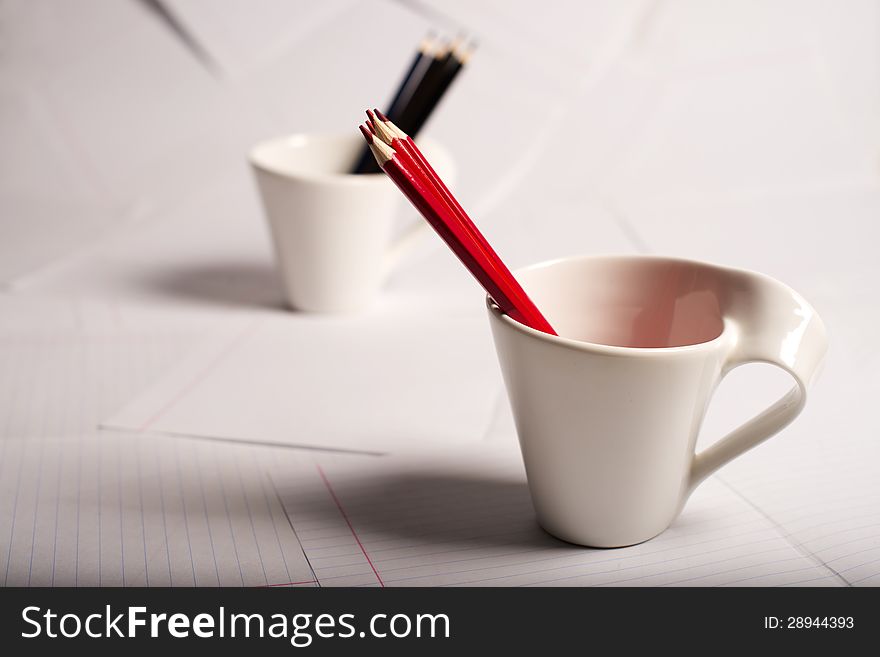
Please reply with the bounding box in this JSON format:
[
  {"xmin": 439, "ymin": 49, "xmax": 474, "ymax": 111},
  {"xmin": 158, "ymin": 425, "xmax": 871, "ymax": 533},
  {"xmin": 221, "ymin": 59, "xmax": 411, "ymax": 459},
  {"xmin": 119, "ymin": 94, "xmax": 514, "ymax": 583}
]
[
  {"xmin": 383, "ymin": 219, "xmax": 431, "ymax": 277},
  {"xmin": 688, "ymin": 270, "xmax": 828, "ymax": 493}
]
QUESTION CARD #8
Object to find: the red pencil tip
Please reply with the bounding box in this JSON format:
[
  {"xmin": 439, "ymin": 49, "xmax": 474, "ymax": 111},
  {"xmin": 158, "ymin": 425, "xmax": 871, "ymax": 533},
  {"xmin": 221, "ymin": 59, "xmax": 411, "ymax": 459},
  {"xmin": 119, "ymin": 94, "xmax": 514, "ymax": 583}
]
[
  {"xmin": 375, "ymin": 109, "xmax": 389, "ymax": 122},
  {"xmin": 358, "ymin": 124, "xmax": 373, "ymax": 143},
  {"xmin": 366, "ymin": 109, "xmax": 377, "ymax": 124}
]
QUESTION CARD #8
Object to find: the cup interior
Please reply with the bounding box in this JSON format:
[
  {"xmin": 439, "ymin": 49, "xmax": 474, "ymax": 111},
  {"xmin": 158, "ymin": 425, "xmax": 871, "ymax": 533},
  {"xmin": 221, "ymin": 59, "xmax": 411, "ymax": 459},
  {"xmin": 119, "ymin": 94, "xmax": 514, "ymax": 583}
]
[
  {"xmin": 250, "ymin": 134, "xmax": 373, "ymax": 180},
  {"xmin": 249, "ymin": 133, "xmax": 454, "ymax": 184},
  {"xmin": 516, "ymin": 256, "xmax": 727, "ymax": 348}
]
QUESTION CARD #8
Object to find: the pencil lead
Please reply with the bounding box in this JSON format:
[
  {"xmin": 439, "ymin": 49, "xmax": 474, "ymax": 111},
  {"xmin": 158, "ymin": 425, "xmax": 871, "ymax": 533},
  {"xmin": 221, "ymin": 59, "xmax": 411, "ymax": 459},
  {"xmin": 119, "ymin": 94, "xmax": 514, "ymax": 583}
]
[
  {"xmin": 375, "ymin": 109, "xmax": 389, "ymax": 123},
  {"xmin": 358, "ymin": 123, "xmax": 373, "ymax": 144}
]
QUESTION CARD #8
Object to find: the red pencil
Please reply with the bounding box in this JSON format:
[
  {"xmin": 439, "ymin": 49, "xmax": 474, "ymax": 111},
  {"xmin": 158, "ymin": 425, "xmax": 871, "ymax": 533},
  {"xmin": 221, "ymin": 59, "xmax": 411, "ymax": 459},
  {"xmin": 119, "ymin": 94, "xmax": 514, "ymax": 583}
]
[
  {"xmin": 369, "ymin": 110, "xmax": 532, "ymax": 317},
  {"xmin": 358, "ymin": 121, "xmax": 556, "ymax": 335}
]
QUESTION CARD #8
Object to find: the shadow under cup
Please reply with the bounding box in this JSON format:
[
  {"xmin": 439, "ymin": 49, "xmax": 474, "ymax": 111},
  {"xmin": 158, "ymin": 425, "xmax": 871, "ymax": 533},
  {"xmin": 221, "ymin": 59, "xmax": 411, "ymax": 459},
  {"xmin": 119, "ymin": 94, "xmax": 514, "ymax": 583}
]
[{"xmin": 517, "ymin": 256, "xmax": 728, "ymax": 348}]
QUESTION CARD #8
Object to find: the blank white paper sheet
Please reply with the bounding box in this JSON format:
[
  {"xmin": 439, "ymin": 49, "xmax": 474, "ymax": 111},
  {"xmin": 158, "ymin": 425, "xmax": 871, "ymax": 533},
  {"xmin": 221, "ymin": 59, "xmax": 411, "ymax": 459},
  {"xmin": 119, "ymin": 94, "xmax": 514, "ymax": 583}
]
[{"xmin": 103, "ymin": 311, "xmax": 501, "ymax": 453}]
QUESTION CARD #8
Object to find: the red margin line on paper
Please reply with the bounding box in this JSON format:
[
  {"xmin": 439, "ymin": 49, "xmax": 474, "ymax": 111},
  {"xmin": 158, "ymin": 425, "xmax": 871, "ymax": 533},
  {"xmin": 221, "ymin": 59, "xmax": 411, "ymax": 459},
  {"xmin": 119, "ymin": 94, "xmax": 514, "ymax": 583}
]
[{"xmin": 316, "ymin": 464, "xmax": 384, "ymax": 587}]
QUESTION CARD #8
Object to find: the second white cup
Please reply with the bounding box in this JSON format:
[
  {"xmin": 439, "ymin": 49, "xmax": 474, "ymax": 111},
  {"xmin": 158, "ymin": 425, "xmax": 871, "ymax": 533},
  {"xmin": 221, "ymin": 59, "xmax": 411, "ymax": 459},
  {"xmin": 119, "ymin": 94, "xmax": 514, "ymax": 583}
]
[{"xmin": 250, "ymin": 133, "xmax": 454, "ymax": 312}]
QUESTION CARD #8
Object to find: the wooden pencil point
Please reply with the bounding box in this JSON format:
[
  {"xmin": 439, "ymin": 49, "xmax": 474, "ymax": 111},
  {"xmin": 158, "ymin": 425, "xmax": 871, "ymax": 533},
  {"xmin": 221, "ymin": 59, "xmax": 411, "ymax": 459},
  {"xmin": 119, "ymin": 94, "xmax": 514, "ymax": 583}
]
[
  {"xmin": 433, "ymin": 38, "xmax": 452, "ymax": 61},
  {"xmin": 448, "ymin": 34, "xmax": 465, "ymax": 59},
  {"xmin": 379, "ymin": 113, "xmax": 407, "ymax": 140},
  {"xmin": 420, "ymin": 32, "xmax": 436, "ymax": 55},
  {"xmin": 369, "ymin": 114, "xmax": 397, "ymax": 146},
  {"xmin": 367, "ymin": 136, "xmax": 395, "ymax": 167},
  {"xmin": 457, "ymin": 40, "xmax": 476, "ymax": 64}
]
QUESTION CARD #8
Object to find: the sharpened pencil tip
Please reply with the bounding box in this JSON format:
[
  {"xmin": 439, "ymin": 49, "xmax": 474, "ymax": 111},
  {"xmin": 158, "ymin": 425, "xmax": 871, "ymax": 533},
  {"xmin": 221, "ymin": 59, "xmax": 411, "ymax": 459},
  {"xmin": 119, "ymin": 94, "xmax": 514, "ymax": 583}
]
[
  {"xmin": 370, "ymin": 114, "xmax": 396, "ymax": 146},
  {"xmin": 366, "ymin": 109, "xmax": 377, "ymax": 124},
  {"xmin": 367, "ymin": 134, "xmax": 395, "ymax": 167},
  {"xmin": 381, "ymin": 115, "xmax": 407, "ymax": 140},
  {"xmin": 458, "ymin": 40, "xmax": 477, "ymax": 64},
  {"xmin": 358, "ymin": 124, "xmax": 373, "ymax": 144},
  {"xmin": 420, "ymin": 32, "xmax": 436, "ymax": 54},
  {"xmin": 374, "ymin": 109, "xmax": 389, "ymax": 122}
]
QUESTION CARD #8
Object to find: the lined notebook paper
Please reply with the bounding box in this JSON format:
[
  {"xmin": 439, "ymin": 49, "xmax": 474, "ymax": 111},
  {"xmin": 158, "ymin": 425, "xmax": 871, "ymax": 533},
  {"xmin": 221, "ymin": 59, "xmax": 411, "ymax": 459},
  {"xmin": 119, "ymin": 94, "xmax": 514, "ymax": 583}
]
[
  {"xmin": 715, "ymin": 448, "xmax": 880, "ymax": 587},
  {"xmin": 0, "ymin": 433, "xmax": 316, "ymax": 587},
  {"xmin": 3, "ymin": 296, "xmax": 878, "ymax": 587},
  {"xmin": 0, "ymin": 296, "xmax": 314, "ymax": 587},
  {"xmin": 270, "ymin": 446, "xmax": 845, "ymax": 587}
]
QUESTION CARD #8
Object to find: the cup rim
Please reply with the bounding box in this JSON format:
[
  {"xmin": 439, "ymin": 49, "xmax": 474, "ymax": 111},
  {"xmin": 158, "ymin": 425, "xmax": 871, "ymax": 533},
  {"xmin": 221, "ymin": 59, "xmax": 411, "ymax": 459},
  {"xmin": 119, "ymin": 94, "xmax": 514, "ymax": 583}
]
[
  {"xmin": 248, "ymin": 132, "xmax": 446, "ymax": 187},
  {"xmin": 487, "ymin": 253, "xmax": 745, "ymax": 357}
]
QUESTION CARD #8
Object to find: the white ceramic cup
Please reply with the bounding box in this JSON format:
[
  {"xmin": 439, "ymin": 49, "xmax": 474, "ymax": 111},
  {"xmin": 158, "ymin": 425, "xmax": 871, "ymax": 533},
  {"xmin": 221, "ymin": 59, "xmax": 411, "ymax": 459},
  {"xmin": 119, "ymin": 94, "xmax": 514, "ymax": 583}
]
[
  {"xmin": 250, "ymin": 133, "xmax": 454, "ymax": 312},
  {"xmin": 487, "ymin": 254, "xmax": 828, "ymax": 548}
]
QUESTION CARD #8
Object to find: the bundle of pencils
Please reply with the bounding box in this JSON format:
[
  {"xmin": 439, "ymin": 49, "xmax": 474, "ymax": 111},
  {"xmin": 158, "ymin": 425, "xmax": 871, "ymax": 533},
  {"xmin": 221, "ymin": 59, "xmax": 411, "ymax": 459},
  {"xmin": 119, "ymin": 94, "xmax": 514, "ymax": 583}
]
[
  {"xmin": 358, "ymin": 110, "xmax": 556, "ymax": 335},
  {"xmin": 352, "ymin": 34, "xmax": 473, "ymax": 174}
]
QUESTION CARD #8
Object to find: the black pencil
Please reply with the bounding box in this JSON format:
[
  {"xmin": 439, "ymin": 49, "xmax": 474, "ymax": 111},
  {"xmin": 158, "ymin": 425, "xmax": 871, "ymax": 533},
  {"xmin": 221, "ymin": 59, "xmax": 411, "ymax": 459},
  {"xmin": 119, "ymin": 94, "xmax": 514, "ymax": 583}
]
[
  {"xmin": 351, "ymin": 35, "xmax": 472, "ymax": 174},
  {"xmin": 393, "ymin": 39, "xmax": 453, "ymax": 135},
  {"xmin": 401, "ymin": 39, "xmax": 471, "ymax": 137},
  {"xmin": 351, "ymin": 34, "xmax": 436, "ymax": 174},
  {"xmin": 385, "ymin": 33, "xmax": 436, "ymax": 123}
]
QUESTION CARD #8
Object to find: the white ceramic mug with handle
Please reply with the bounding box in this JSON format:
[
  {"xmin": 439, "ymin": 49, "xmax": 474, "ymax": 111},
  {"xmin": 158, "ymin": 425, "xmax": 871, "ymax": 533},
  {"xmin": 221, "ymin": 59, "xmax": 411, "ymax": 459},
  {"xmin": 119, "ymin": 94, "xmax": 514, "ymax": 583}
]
[
  {"xmin": 250, "ymin": 133, "xmax": 454, "ymax": 312},
  {"xmin": 487, "ymin": 254, "xmax": 827, "ymax": 548}
]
